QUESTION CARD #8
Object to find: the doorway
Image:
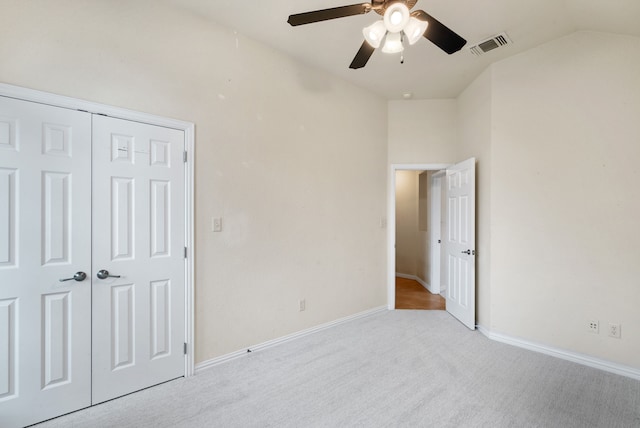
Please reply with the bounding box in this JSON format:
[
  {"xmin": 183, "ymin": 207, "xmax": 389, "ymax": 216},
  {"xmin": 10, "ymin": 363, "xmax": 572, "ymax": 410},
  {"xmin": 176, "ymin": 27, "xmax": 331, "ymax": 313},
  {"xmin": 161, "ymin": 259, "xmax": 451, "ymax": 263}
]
[
  {"xmin": 393, "ymin": 166, "xmax": 447, "ymax": 310},
  {"xmin": 388, "ymin": 160, "xmax": 476, "ymax": 328}
]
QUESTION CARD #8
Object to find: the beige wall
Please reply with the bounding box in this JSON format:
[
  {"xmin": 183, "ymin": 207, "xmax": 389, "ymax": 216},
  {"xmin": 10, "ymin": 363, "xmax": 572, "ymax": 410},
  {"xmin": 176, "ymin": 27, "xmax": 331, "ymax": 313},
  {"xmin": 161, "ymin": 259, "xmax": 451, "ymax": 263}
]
[
  {"xmin": 457, "ymin": 68, "xmax": 493, "ymax": 328},
  {"xmin": 416, "ymin": 171, "xmax": 431, "ymax": 285},
  {"xmin": 0, "ymin": 1, "xmax": 388, "ymax": 363},
  {"xmin": 395, "ymin": 170, "xmax": 419, "ymax": 277},
  {"xmin": 489, "ymin": 31, "xmax": 640, "ymax": 367},
  {"xmin": 388, "ymin": 99, "xmax": 458, "ymax": 164}
]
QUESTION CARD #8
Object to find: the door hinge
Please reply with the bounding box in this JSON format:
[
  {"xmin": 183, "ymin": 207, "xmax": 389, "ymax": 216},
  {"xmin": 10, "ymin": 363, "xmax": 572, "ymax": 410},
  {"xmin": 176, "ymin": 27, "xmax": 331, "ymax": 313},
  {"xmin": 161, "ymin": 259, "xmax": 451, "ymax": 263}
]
[
  {"xmin": 184, "ymin": 247, "xmax": 187, "ymax": 258},
  {"xmin": 183, "ymin": 151, "xmax": 187, "ymax": 163},
  {"xmin": 184, "ymin": 342, "xmax": 188, "ymax": 355}
]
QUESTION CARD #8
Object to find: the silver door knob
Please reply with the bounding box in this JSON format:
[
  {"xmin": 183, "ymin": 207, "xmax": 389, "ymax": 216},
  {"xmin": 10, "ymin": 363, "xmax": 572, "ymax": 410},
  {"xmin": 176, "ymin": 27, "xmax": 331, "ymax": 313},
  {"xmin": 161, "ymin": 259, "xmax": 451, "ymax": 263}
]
[
  {"xmin": 59, "ymin": 271, "xmax": 87, "ymax": 282},
  {"xmin": 97, "ymin": 269, "xmax": 121, "ymax": 280}
]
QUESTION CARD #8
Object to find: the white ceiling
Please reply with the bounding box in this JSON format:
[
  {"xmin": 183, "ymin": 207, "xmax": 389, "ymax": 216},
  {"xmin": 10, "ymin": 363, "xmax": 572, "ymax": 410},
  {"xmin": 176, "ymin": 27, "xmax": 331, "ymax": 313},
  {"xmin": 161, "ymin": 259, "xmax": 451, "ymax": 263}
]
[{"xmin": 166, "ymin": 0, "xmax": 640, "ymax": 100}]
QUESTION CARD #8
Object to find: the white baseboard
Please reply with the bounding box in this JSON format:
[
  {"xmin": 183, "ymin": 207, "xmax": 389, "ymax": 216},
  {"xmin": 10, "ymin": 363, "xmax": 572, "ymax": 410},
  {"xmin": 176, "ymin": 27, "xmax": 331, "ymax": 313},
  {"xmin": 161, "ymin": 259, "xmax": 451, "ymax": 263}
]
[
  {"xmin": 477, "ymin": 325, "xmax": 640, "ymax": 381},
  {"xmin": 395, "ymin": 273, "xmax": 439, "ymax": 295},
  {"xmin": 195, "ymin": 306, "xmax": 388, "ymax": 374}
]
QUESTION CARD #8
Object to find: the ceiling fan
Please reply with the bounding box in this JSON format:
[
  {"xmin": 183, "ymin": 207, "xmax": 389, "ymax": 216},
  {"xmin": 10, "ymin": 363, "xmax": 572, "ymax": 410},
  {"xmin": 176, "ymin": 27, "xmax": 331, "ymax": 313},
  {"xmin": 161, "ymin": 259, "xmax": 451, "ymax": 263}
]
[{"xmin": 287, "ymin": 0, "xmax": 466, "ymax": 69}]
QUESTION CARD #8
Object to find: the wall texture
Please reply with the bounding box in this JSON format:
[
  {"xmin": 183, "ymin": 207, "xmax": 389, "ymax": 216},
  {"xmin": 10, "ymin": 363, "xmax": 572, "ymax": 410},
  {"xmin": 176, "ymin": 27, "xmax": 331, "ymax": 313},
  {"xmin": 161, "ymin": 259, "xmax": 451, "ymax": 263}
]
[
  {"xmin": 416, "ymin": 171, "xmax": 431, "ymax": 285},
  {"xmin": 388, "ymin": 99, "xmax": 458, "ymax": 164},
  {"xmin": 395, "ymin": 170, "xmax": 419, "ymax": 277},
  {"xmin": 489, "ymin": 31, "xmax": 640, "ymax": 367},
  {"xmin": 457, "ymin": 68, "xmax": 493, "ymax": 329},
  {"xmin": 0, "ymin": 0, "xmax": 388, "ymax": 363}
]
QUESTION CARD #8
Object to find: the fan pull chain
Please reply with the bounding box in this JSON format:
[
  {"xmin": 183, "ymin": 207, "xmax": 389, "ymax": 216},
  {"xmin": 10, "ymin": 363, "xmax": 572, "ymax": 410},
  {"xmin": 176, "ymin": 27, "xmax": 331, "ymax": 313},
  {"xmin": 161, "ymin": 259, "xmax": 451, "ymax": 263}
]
[{"xmin": 400, "ymin": 52, "xmax": 404, "ymax": 64}]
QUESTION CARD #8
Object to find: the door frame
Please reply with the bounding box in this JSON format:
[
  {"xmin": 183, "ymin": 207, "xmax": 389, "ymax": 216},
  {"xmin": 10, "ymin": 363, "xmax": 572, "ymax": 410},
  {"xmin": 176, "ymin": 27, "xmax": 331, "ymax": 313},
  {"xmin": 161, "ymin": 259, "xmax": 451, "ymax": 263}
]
[
  {"xmin": 429, "ymin": 170, "xmax": 446, "ymax": 295},
  {"xmin": 0, "ymin": 82, "xmax": 196, "ymax": 376},
  {"xmin": 388, "ymin": 163, "xmax": 450, "ymax": 309}
]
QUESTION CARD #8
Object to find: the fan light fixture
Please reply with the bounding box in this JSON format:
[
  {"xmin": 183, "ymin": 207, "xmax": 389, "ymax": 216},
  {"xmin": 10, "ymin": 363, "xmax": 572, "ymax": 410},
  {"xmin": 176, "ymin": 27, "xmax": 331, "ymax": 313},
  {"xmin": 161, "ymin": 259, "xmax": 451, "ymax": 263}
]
[
  {"xmin": 382, "ymin": 32, "xmax": 404, "ymax": 53},
  {"xmin": 363, "ymin": 3, "xmax": 429, "ymax": 54},
  {"xmin": 287, "ymin": 1, "xmax": 468, "ymax": 70},
  {"xmin": 404, "ymin": 17, "xmax": 429, "ymax": 45},
  {"xmin": 383, "ymin": 3, "xmax": 410, "ymax": 33},
  {"xmin": 362, "ymin": 21, "xmax": 386, "ymax": 48}
]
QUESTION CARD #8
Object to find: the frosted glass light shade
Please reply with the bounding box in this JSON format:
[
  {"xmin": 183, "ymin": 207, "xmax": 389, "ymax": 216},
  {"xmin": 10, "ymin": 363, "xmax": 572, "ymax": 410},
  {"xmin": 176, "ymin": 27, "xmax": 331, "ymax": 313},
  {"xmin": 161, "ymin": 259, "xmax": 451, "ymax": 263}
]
[
  {"xmin": 383, "ymin": 3, "xmax": 410, "ymax": 33},
  {"xmin": 362, "ymin": 21, "xmax": 387, "ymax": 48},
  {"xmin": 382, "ymin": 32, "xmax": 404, "ymax": 54},
  {"xmin": 404, "ymin": 17, "xmax": 429, "ymax": 45}
]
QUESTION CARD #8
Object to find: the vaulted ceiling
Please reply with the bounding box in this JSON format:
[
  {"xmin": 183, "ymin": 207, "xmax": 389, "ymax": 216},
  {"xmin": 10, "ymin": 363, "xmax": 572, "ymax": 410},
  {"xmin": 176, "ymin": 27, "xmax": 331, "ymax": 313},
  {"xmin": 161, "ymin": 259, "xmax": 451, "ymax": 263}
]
[{"xmin": 166, "ymin": 0, "xmax": 640, "ymax": 100}]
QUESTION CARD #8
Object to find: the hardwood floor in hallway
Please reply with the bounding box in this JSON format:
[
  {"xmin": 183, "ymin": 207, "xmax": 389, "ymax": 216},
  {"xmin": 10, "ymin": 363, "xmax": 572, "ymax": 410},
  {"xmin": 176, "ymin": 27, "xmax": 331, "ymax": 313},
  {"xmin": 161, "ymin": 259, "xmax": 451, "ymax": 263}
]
[{"xmin": 395, "ymin": 277, "xmax": 446, "ymax": 310}]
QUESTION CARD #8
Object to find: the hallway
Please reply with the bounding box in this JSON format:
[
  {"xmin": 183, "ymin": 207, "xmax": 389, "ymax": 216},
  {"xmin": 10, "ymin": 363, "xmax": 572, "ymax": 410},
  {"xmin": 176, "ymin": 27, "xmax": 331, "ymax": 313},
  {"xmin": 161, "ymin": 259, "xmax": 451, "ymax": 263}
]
[{"xmin": 395, "ymin": 277, "xmax": 445, "ymax": 310}]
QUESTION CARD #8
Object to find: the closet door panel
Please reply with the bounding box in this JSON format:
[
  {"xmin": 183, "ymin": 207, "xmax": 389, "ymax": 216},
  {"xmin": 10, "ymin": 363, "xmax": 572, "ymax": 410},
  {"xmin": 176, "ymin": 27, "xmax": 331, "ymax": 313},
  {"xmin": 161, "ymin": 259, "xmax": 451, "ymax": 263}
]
[
  {"xmin": 0, "ymin": 96, "xmax": 91, "ymax": 428},
  {"xmin": 91, "ymin": 115, "xmax": 185, "ymax": 405}
]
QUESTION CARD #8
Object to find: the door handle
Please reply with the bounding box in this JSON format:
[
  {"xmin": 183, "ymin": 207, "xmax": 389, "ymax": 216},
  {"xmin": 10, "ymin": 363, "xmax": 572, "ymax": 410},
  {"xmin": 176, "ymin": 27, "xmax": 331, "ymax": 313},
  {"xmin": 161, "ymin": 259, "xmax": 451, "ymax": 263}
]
[
  {"xmin": 59, "ymin": 271, "xmax": 87, "ymax": 282},
  {"xmin": 97, "ymin": 269, "xmax": 121, "ymax": 280},
  {"xmin": 461, "ymin": 250, "xmax": 476, "ymax": 255}
]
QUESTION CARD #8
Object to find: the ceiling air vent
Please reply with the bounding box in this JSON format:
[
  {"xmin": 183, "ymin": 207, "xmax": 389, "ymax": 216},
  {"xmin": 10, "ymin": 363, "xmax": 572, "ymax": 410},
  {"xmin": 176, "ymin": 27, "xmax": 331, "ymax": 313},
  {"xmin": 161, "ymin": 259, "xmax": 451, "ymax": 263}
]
[{"xmin": 469, "ymin": 32, "xmax": 512, "ymax": 56}]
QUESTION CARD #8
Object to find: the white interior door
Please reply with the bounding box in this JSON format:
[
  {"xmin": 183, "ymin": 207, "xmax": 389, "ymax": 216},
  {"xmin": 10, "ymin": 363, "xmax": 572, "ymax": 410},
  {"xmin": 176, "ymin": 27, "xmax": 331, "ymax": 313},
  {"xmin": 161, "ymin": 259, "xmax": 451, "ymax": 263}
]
[
  {"xmin": 445, "ymin": 158, "xmax": 476, "ymax": 330},
  {"xmin": 91, "ymin": 115, "xmax": 186, "ymax": 404},
  {"xmin": 0, "ymin": 97, "xmax": 92, "ymax": 428}
]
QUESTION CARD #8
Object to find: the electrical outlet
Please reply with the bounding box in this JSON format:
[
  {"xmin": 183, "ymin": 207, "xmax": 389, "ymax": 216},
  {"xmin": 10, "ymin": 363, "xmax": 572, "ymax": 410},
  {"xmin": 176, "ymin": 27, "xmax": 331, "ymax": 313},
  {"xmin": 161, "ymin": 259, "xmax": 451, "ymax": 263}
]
[
  {"xmin": 588, "ymin": 320, "xmax": 599, "ymax": 334},
  {"xmin": 298, "ymin": 299, "xmax": 306, "ymax": 312},
  {"xmin": 608, "ymin": 323, "xmax": 621, "ymax": 339}
]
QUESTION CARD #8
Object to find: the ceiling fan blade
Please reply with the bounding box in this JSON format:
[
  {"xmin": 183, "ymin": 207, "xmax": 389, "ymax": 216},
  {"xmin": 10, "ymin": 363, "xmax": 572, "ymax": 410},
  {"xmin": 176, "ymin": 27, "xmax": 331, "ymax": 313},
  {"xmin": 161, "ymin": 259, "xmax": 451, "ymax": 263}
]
[
  {"xmin": 288, "ymin": 3, "xmax": 371, "ymax": 26},
  {"xmin": 411, "ymin": 10, "xmax": 467, "ymax": 54},
  {"xmin": 349, "ymin": 40, "xmax": 375, "ymax": 69}
]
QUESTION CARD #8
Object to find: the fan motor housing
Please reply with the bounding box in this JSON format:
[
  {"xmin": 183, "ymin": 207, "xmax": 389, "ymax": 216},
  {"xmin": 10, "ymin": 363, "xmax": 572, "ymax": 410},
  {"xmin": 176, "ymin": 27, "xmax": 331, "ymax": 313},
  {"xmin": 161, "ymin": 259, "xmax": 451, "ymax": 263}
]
[{"xmin": 372, "ymin": 0, "xmax": 418, "ymax": 16}]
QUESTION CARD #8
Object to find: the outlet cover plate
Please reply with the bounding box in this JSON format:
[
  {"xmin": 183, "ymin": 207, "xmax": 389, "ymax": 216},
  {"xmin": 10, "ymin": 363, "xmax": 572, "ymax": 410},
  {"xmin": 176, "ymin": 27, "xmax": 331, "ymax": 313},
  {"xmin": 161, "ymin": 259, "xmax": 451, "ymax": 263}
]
[{"xmin": 608, "ymin": 323, "xmax": 621, "ymax": 339}]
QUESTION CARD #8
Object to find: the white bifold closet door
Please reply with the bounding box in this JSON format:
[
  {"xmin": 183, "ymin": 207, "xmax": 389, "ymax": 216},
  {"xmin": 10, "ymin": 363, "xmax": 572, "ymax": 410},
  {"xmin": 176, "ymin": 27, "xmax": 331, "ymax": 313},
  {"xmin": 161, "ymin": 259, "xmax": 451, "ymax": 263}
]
[
  {"xmin": 91, "ymin": 115, "xmax": 185, "ymax": 404},
  {"xmin": 0, "ymin": 96, "xmax": 186, "ymax": 428},
  {"xmin": 0, "ymin": 96, "xmax": 93, "ymax": 427}
]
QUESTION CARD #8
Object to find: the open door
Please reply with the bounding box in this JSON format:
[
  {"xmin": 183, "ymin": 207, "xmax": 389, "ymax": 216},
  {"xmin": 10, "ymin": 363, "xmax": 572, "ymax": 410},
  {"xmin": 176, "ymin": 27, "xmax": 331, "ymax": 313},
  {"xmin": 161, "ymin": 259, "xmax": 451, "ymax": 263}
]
[{"xmin": 444, "ymin": 158, "xmax": 475, "ymax": 329}]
